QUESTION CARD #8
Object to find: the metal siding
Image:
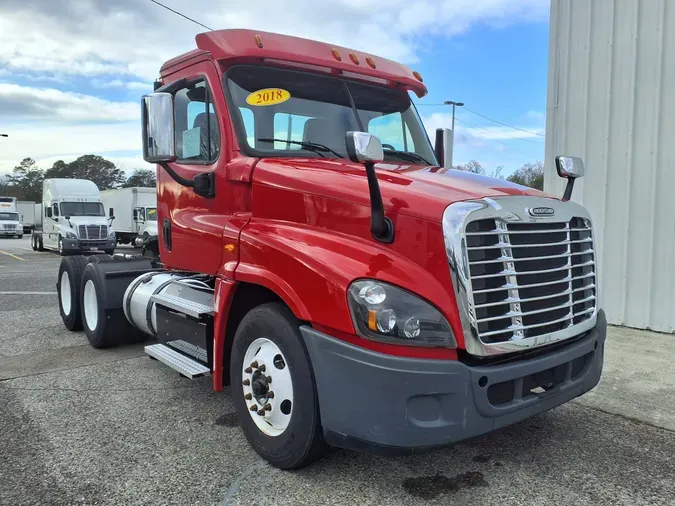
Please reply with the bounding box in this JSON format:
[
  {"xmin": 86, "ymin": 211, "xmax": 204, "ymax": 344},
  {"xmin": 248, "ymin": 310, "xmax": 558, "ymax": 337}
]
[{"xmin": 546, "ymin": 0, "xmax": 675, "ymax": 332}]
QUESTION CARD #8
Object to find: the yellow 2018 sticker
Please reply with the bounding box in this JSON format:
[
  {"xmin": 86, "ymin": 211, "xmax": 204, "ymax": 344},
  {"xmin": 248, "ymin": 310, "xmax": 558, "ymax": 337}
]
[{"xmin": 246, "ymin": 88, "xmax": 290, "ymax": 107}]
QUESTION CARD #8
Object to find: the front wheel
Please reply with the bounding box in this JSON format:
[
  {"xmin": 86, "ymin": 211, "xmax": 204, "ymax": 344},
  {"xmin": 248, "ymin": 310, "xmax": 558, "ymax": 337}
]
[
  {"xmin": 230, "ymin": 302, "xmax": 328, "ymax": 469},
  {"xmin": 57, "ymin": 236, "xmax": 67, "ymax": 256}
]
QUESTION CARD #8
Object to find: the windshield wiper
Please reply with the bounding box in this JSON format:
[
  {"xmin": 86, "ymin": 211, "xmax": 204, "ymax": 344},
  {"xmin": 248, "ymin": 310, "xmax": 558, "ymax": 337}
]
[
  {"xmin": 257, "ymin": 138, "xmax": 343, "ymax": 158},
  {"xmin": 382, "ymin": 149, "xmax": 431, "ymax": 166}
]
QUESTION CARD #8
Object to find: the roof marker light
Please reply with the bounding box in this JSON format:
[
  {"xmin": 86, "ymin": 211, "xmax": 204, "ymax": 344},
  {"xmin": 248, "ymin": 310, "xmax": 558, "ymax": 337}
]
[
  {"xmin": 331, "ymin": 48, "xmax": 342, "ymax": 61},
  {"xmin": 413, "ymin": 71, "xmax": 423, "ymax": 82},
  {"xmin": 366, "ymin": 56, "xmax": 376, "ymax": 69},
  {"xmin": 254, "ymin": 35, "xmax": 264, "ymax": 48},
  {"xmin": 349, "ymin": 52, "xmax": 360, "ymax": 65}
]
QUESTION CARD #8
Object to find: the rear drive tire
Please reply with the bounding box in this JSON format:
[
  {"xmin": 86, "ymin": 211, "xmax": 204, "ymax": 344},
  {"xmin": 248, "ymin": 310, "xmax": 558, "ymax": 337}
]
[
  {"xmin": 37, "ymin": 235, "xmax": 45, "ymax": 251},
  {"xmin": 230, "ymin": 302, "xmax": 329, "ymax": 469},
  {"xmin": 31, "ymin": 235, "xmax": 38, "ymax": 251},
  {"xmin": 80, "ymin": 263, "xmax": 144, "ymax": 348},
  {"xmin": 57, "ymin": 256, "xmax": 89, "ymax": 331}
]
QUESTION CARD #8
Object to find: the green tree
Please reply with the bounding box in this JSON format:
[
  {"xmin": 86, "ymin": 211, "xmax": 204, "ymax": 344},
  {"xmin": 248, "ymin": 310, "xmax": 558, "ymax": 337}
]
[
  {"xmin": 123, "ymin": 168, "xmax": 156, "ymax": 188},
  {"xmin": 44, "ymin": 155, "xmax": 125, "ymax": 190},
  {"xmin": 453, "ymin": 160, "xmax": 485, "ymax": 174},
  {"xmin": 507, "ymin": 161, "xmax": 544, "ymax": 190},
  {"xmin": 6, "ymin": 157, "xmax": 44, "ymax": 201}
]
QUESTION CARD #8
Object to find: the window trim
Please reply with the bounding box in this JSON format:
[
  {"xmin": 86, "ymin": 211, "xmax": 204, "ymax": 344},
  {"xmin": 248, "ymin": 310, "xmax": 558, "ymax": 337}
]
[{"xmin": 172, "ymin": 76, "xmax": 222, "ymax": 166}]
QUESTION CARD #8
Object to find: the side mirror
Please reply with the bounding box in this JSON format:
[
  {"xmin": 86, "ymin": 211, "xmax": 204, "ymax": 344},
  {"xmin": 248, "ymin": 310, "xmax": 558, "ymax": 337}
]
[
  {"xmin": 64, "ymin": 215, "xmax": 71, "ymax": 220},
  {"xmin": 556, "ymin": 156, "xmax": 584, "ymax": 179},
  {"xmin": 133, "ymin": 209, "xmax": 138, "ymax": 220},
  {"xmin": 434, "ymin": 128, "xmax": 452, "ymax": 169},
  {"xmin": 109, "ymin": 207, "xmax": 114, "ymax": 218},
  {"xmin": 142, "ymin": 92, "xmax": 176, "ymax": 163},
  {"xmin": 346, "ymin": 131, "xmax": 384, "ymax": 164},
  {"xmin": 555, "ymin": 155, "xmax": 584, "ymax": 201}
]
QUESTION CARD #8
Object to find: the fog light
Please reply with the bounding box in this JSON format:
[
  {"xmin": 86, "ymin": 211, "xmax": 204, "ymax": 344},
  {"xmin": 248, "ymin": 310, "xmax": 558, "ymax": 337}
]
[
  {"xmin": 359, "ymin": 284, "xmax": 386, "ymax": 305},
  {"xmin": 404, "ymin": 317, "xmax": 421, "ymax": 338},
  {"xmin": 376, "ymin": 309, "xmax": 396, "ymax": 333}
]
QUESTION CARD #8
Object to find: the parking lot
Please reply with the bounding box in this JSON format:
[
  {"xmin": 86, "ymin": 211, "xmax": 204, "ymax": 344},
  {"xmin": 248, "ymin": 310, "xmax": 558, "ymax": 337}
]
[{"xmin": 1, "ymin": 236, "xmax": 674, "ymax": 506}]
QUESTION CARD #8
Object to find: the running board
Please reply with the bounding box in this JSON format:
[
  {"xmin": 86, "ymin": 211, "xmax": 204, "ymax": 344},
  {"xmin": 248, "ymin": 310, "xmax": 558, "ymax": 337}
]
[
  {"xmin": 151, "ymin": 292, "xmax": 214, "ymax": 318},
  {"xmin": 144, "ymin": 343, "xmax": 211, "ymax": 379}
]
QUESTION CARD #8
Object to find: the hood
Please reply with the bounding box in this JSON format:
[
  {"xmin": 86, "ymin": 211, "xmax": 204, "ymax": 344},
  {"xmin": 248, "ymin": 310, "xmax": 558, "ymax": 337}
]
[{"xmin": 253, "ymin": 158, "xmax": 555, "ymax": 222}]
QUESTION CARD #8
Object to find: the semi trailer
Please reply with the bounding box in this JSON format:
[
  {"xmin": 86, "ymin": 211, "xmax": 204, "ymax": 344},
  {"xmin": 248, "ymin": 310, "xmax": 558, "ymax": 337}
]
[
  {"xmin": 32, "ymin": 178, "xmax": 116, "ymax": 255},
  {"xmin": 100, "ymin": 187, "xmax": 158, "ymax": 246},
  {"xmin": 54, "ymin": 29, "xmax": 605, "ymax": 469},
  {"xmin": 17, "ymin": 200, "xmax": 36, "ymax": 234}
]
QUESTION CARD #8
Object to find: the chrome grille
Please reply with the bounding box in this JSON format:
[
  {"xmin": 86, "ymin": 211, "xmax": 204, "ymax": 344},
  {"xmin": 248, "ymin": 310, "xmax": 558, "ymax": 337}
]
[
  {"xmin": 465, "ymin": 217, "xmax": 596, "ymax": 344},
  {"xmin": 78, "ymin": 225, "xmax": 106, "ymax": 240},
  {"xmin": 2, "ymin": 224, "xmax": 16, "ymax": 230}
]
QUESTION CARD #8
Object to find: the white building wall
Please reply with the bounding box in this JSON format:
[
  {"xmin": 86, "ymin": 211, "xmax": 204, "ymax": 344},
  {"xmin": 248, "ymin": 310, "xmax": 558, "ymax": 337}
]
[{"xmin": 545, "ymin": 0, "xmax": 675, "ymax": 332}]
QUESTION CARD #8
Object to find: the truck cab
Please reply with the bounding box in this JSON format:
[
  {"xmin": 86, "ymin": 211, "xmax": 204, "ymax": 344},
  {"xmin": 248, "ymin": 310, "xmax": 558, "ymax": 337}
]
[
  {"xmin": 54, "ymin": 29, "xmax": 605, "ymax": 470},
  {"xmin": 0, "ymin": 197, "xmax": 22, "ymax": 238},
  {"xmin": 34, "ymin": 179, "xmax": 116, "ymax": 255}
]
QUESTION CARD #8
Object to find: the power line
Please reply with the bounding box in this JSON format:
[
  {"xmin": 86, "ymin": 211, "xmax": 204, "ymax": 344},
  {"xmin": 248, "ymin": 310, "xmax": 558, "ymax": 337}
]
[
  {"xmin": 414, "ymin": 102, "xmax": 545, "ymax": 140},
  {"xmin": 147, "ymin": 0, "xmax": 213, "ymax": 31},
  {"xmin": 462, "ymin": 106, "xmax": 545, "ymax": 137},
  {"xmin": 454, "ymin": 116, "xmax": 543, "ymax": 145},
  {"xmin": 453, "ymin": 117, "xmax": 532, "ymax": 157}
]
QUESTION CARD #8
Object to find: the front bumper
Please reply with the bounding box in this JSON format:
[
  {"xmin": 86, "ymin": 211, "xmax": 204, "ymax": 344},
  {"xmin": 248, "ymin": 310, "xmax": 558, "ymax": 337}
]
[
  {"xmin": 0, "ymin": 230, "xmax": 21, "ymax": 236},
  {"xmin": 300, "ymin": 310, "xmax": 606, "ymax": 455},
  {"xmin": 61, "ymin": 237, "xmax": 116, "ymax": 252}
]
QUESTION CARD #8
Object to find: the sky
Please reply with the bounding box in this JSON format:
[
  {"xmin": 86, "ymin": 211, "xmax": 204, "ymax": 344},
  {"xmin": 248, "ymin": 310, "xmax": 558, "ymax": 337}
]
[{"xmin": 0, "ymin": 0, "xmax": 550, "ymax": 177}]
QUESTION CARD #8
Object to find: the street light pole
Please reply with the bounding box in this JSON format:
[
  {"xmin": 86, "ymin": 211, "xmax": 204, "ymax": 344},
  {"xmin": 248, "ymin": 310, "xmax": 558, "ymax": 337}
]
[{"xmin": 443, "ymin": 100, "xmax": 464, "ymax": 168}]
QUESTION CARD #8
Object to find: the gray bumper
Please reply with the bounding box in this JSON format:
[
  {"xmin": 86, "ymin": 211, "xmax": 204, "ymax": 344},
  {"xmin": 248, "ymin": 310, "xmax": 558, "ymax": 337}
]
[
  {"xmin": 300, "ymin": 310, "xmax": 606, "ymax": 454},
  {"xmin": 62, "ymin": 238, "xmax": 115, "ymax": 252}
]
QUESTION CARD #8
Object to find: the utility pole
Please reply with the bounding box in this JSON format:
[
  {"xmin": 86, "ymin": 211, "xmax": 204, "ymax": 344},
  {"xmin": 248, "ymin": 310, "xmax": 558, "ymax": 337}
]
[{"xmin": 443, "ymin": 101, "xmax": 464, "ymax": 168}]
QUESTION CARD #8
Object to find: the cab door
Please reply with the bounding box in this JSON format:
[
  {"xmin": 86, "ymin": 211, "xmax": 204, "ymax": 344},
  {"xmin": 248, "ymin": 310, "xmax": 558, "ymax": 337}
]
[{"xmin": 156, "ymin": 59, "xmax": 231, "ymax": 274}]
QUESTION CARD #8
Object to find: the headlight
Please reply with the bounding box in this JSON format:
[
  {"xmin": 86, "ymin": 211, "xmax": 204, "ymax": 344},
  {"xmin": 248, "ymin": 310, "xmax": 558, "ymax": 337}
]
[
  {"xmin": 65, "ymin": 231, "xmax": 77, "ymax": 239},
  {"xmin": 347, "ymin": 280, "xmax": 456, "ymax": 348},
  {"xmin": 109, "ymin": 230, "xmax": 116, "ymax": 238}
]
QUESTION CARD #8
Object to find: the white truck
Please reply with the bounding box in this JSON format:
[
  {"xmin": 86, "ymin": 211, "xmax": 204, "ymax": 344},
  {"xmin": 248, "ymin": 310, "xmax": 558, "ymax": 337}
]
[
  {"xmin": 31, "ymin": 179, "xmax": 116, "ymax": 256},
  {"xmin": 17, "ymin": 200, "xmax": 36, "ymax": 234},
  {"xmin": 0, "ymin": 196, "xmax": 23, "ymax": 238},
  {"xmin": 100, "ymin": 187, "xmax": 157, "ymax": 247}
]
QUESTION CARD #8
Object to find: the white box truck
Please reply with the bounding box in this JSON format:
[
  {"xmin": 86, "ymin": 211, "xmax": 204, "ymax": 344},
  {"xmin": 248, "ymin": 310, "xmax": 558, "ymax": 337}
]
[
  {"xmin": 31, "ymin": 179, "xmax": 116, "ymax": 256},
  {"xmin": 17, "ymin": 200, "xmax": 36, "ymax": 234},
  {"xmin": 100, "ymin": 187, "xmax": 157, "ymax": 247},
  {"xmin": 0, "ymin": 196, "xmax": 23, "ymax": 238}
]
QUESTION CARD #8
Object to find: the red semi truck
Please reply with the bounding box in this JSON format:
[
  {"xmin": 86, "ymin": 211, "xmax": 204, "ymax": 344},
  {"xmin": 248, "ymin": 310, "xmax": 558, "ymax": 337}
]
[{"xmin": 55, "ymin": 29, "xmax": 605, "ymax": 469}]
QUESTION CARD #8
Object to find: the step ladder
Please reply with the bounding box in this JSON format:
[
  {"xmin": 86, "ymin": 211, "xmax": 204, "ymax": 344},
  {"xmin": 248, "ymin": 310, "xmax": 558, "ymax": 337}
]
[{"xmin": 145, "ymin": 343, "xmax": 211, "ymax": 379}]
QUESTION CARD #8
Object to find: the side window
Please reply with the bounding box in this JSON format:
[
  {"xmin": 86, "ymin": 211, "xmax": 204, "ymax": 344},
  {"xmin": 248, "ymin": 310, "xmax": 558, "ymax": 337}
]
[
  {"xmin": 53, "ymin": 203, "xmax": 59, "ymax": 217},
  {"xmin": 46, "ymin": 206, "xmax": 52, "ymax": 218},
  {"xmin": 239, "ymin": 107, "xmax": 255, "ymax": 147},
  {"xmin": 273, "ymin": 113, "xmax": 312, "ymax": 150},
  {"xmin": 174, "ymin": 81, "xmax": 220, "ymax": 162},
  {"xmin": 368, "ymin": 113, "xmax": 414, "ymax": 152}
]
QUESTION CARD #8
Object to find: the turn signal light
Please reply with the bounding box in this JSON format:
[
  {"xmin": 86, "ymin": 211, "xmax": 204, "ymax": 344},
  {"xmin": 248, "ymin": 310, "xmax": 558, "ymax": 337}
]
[
  {"xmin": 349, "ymin": 52, "xmax": 360, "ymax": 65},
  {"xmin": 413, "ymin": 71, "xmax": 423, "ymax": 82},
  {"xmin": 254, "ymin": 34, "xmax": 263, "ymax": 48},
  {"xmin": 331, "ymin": 48, "xmax": 342, "ymax": 61},
  {"xmin": 365, "ymin": 56, "xmax": 376, "ymax": 69}
]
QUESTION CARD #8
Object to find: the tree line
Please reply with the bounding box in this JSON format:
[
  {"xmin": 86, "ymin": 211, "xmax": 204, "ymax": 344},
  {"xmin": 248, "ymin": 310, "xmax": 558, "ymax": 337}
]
[
  {"xmin": 452, "ymin": 160, "xmax": 544, "ymax": 190},
  {"xmin": 0, "ymin": 155, "xmax": 157, "ymax": 202}
]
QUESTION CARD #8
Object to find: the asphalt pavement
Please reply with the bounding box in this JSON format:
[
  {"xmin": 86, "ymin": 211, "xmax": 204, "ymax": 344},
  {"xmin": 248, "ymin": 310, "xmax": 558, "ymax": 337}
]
[{"xmin": 0, "ymin": 236, "xmax": 673, "ymax": 506}]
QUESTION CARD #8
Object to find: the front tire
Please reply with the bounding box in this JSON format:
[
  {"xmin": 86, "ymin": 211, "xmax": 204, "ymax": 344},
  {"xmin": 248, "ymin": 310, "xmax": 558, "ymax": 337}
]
[
  {"xmin": 58, "ymin": 236, "xmax": 67, "ymax": 256},
  {"xmin": 230, "ymin": 302, "xmax": 328, "ymax": 469},
  {"xmin": 57, "ymin": 256, "xmax": 89, "ymax": 331}
]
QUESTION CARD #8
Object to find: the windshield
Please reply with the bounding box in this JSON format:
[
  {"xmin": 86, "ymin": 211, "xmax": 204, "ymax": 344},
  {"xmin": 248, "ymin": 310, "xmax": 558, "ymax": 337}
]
[
  {"xmin": 60, "ymin": 202, "xmax": 105, "ymax": 217},
  {"xmin": 226, "ymin": 65, "xmax": 437, "ymax": 166},
  {"xmin": 0, "ymin": 212, "xmax": 19, "ymax": 221},
  {"xmin": 146, "ymin": 208, "xmax": 157, "ymax": 221}
]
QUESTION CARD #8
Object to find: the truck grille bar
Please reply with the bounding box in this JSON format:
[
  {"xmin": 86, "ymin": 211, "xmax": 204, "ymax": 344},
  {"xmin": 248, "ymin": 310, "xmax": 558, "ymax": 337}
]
[
  {"xmin": 466, "ymin": 217, "xmax": 596, "ymax": 345},
  {"xmin": 78, "ymin": 224, "xmax": 107, "ymax": 240}
]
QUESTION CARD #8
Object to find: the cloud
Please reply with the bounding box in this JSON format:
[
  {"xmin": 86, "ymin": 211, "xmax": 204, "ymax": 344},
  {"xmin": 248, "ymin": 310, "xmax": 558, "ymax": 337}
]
[
  {"xmin": 0, "ymin": 83, "xmax": 139, "ymax": 122},
  {"xmin": 0, "ymin": 122, "xmax": 146, "ymax": 174},
  {"xmin": 526, "ymin": 110, "xmax": 546, "ymax": 122},
  {"xmin": 0, "ymin": 0, "xmax": 548, "ymax": 82}
]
